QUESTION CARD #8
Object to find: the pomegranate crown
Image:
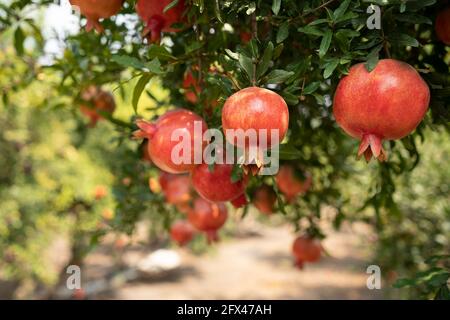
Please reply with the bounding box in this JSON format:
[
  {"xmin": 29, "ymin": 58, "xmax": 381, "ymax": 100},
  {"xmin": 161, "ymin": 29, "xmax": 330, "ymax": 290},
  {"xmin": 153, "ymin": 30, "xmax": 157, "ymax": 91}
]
[{"xmin": 133, "ymin": 119, "xmax": 157, "ymax": 140}]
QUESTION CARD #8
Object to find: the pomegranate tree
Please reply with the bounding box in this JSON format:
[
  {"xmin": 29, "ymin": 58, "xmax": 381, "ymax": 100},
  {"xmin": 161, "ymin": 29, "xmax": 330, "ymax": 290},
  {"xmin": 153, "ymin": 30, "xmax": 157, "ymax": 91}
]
[
  {"xmin": 134, "ymin": 109, "xmax": 208, "ymax": 174},
  {"xmin": 435, "ymin": 7, "xmax": 450, "ymax": 45},
  {"xmin": 136, "ymin": 0, "xmax": 186, "ymax": 43},
  {"xmin": 275, "ymin": 165, "xmax": 312, "ymax": 203},
  {"xmin": 69, "ymin": 0, "xmax": 123, "ymax": 32},
  {"xmin": 292, "ymin": 236, "xmax": 322, "ymax": 269},
  {"xmin": 252, "ymin": 185, "xmax": 277, "ymax": 215},
  {"xmin": 187, "ymin": 197, "xmax": 228, "ymax": 242},
  {"xmin": 222, "ymin": 87, "xmax": 289, "ymax": 169},
  {"xmin": 159, "ymin": 172, "xmax": 193, "ymax": 205},
  {"xmin": 79, "ymin": 86, "xmax": 116, "ymax": 126},
  {"xmin": 333, "ymin": 59, "xmax": 430, "ymax": 162},
  {"xmin": 170, "ymin": 220, "xmax": 195, "ymax": 246}
]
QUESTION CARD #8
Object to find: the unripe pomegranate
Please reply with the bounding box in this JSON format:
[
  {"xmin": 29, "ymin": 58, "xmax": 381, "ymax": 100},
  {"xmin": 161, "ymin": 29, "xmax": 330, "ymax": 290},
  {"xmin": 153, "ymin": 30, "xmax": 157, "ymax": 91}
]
[
  {"xmin": 69, "ymin": 0, "xmax": 123, "ymax": 32},
  {"xmin": 222, "ymin": 87, "xmax": 289, "ymax": 172},
  {"xmin": 187, "ymin": 197, "xmax": 228, "ymax": 242},
  {"xmin": 275, "ymin": 165, "xmax": 311, "ymax": 203},
  {"xmin": 183, "ymin": 70, "xmax": 201, "ymax": 104},
  {"xmin": 333, "ymin": 59, "xmax": 430, "ymax": 162},
  {"xmin": 292, "ymin": 236, "xmax": 322, "ymax": 269},
  {"xmin": 136, "ymin": 0, "xmax": 185, "ymax": 43},
  {"xmin": 191, "ymin": 157, "xmax": 248, "ymax": 203},
  {"xmin": 159, "ymin": 172, "xmax": 193, "ymax": 205},
  {"xmin": 79, "ymin": 86, "xmax": 116, "ymax": 126},
  {"xmin": 170, "ymin": 220, "xmax": 195, "ymax": 246},
  {"xmin": 436, "ymin": 7, "xmax": 450, "ymax": 45},
  {"xmin": 253, "ymin": 185, "xmax": 277, "ymax": 215},
  {"xmin": 134, "ymin": 109, "xmax": 208, "ymax": 174}
]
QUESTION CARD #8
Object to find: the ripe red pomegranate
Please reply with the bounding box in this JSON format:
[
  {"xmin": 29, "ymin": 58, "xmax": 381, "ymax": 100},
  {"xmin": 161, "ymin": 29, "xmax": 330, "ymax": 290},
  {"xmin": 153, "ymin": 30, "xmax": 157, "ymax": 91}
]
[
  {"xmin": 436, "ymin": 7, "xmax": 450, "ymax": 45},
  {"xmin": 187, "ymin": 197, "xmax": 228, "ymax": 242},
  {"xmin": 159, "ymin": 172, "xmax": 193, "ymax": 205},
  {"xmin": 134, "ymin": 109, "xmax": 208, "ymax": 174},
  {"xmin": 170, "ymin": 220, "xmax": 195, "ymax": 246},
  {"xmin": 136, "ymin": 0, "xmax": 185, "ymax": 43},
  {"xmin": 253, "ymin": 185, "xmax": 277, "ymax": 215},
  {"xmin": 275, "ymin": 165, "xmax": 312, "ymax": 203},
  {"xmin": 183, "ymin": 70, "xmax": 201, "ymax": 104},
  {"xmin": 230, "ymin": 193, "xmax": 248, "ymax": 208},
  {"xmin": 191, "ymin": 156, "xmax": 248, "ymax": 203},
  {"xmin": 79, "ymin": 86, "xmax": 116, "ymax": 126},
  {"xmin": 222, "ymin": 87, "xmax": 289, "ymax": 171},
  {"xmin": 69, "ymin": 0, "xmax": 123, "ymax": 32},
  {"xmin": 292, "ymin": 236, "xmax": 322, "ymax": 269},
  {"xmin": 333, "ymin": 59, "xmax": 430, "ymax": 162}
]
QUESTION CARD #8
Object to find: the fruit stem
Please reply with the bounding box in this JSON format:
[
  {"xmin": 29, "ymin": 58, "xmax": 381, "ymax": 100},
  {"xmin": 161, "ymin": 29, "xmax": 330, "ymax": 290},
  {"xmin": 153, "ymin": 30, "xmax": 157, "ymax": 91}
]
[{"xmin": 357, "ymin": 134, "xmax": 388, "ymax": 162}]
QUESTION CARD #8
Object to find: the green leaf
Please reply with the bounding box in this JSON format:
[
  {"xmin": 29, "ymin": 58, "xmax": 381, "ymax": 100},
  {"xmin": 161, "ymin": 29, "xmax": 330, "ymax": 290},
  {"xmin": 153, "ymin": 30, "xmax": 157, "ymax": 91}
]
[
  {"xmin": 266, "ymin": 69, "xmax": 294, "ymax": 84},
  {"xmin": 388, "ymin": 33, "xmax": 419, "ymax": 47},
  {"xmin": 146, "ymin": 58, "xmax": 164, "ymax": 74},
  {"xmin": 256, "ymin": 41, "xmax": 274, "ymax": 79},
  {"xmin": 163, "ymin": 0, "xmax": 179, "ymax": 13},
  {"xmin": 319, "ymin": 30, "xmax": 333, "ymax": 58},
  {"xmin": 333, "ymin": 0, "xmax": 351, "ymax": 20},
  {"xmin": 303, "ymin": 82, "xmax": 320, "ymax": 95},
  {"xmin": 279, "ymin": 144, "xmax": 302, "ymax": 160},
  {"xmin": 298, "ymin": 26, "xmax": 324, "ymax": 36},
  {"xmin": 276, "ymin": 22, "xmax": 289, "ymax": 44},
  {"xmin": 14, "ymin": 26, "xmax": 25, "ymax": 56},
  {"xmin": 225, "ymin": 49, "xmax": 239, "ymax": 60},
  {"xmin": 272, "ymin": 0, "xmax": 281, "ymax": 15},
  {"xmin": 132, "ymin": 73, "xmax": 152, "ymax": 113},
  {"xmin": 273, "ymin": 43, "xmax": 284, "ymax": 59},
  {"xmin": 323, "ymin": 58, "xmax": 339, "ymax": 79},
  {"xmin": 364, "ymin": 44, "xmax": 382, "ymax": 72},
  {"xmin": 147, "ymin": 45, "xmax": 175, "ymax": 60},
  {"xmin": 393, "ymin": 278, "xmax": 417, "ymax": 288},
  {"xmin": 214, "ymin": 0, "xmax": 223, "ymax": 23},
  {"xmin": 246, "ymin": 2, "xmax": 256, "ymax": 15},
  {"xmin": 238, "ymin": 54, "xmax": 254, "ymax": 82},
  {"xmin": 112, "ymin": 55, "xmax": 146, "ymax": 70}
]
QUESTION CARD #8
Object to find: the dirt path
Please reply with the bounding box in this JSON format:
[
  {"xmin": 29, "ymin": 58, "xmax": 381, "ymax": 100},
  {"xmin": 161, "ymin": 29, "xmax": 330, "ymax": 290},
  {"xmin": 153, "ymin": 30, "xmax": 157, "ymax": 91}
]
[{"xmin": 90, "ymin": 221, "xmax": 383, "ymax": 300}]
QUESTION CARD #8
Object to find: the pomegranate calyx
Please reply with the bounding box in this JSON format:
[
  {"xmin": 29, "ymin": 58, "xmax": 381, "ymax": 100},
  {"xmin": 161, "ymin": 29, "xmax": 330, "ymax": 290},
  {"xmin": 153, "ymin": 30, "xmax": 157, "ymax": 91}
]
[
  {"xmin": 357, "ymin": 134, "xmax": 387, "ymax": 163},
  {"xmin": 205, "ymin": 230, "xmax": 219, "ymax": 243},
  {"xmin": 144, "ymin": 16, "xmax": 165, "ymax": 43},
  {"xmin": 86, "ymin": 18, "xmax": 104, "ymax": 33},
  {"xmin": 133, "ymin": 119, "xmax": 157, "ymax": 140}
]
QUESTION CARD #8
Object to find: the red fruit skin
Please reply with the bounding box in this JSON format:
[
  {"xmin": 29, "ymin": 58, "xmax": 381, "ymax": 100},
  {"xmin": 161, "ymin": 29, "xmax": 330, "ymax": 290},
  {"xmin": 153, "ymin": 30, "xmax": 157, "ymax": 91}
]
[
  {"xmin": 136, "ymin": 0, "xmax": 185, "ymax": 42},
  {"xmin": 436, "ymin": 7, "xmax": 450, "ymax": 45},
  {"xmin": 80, "ymin": 87, "xmax": 116, "ymax": 126},
  {"xmin": 333, "ymin": 59, "xmax": 430, "ymax": 162},
  {"xmin": 222, "ymin": 87, "xmax": 289, "ymax": 149},
  {"xmin": 183, "ymin": 70, "xmax": 201, "ymax": 104},
  {"xmin": 230, "ymin": 193, "xmax": 248, "ymax": 208},
  {"xmin": 292, "ymin": 236, "xmax": 322, "ymax": 269},
  {"xmin": 240, "ymin": 31, "xmax": 252, "ymax": 44},
  {"xmin": 253, "ymin": 185, "xmax": 277, "ymax": 215},
  {"xmin": 134, "ymin": 109, "xmax": 208, "ymax": 174},
  {"xmin": 170, "ymin": 220, "xmax": 195, "ymax": 246},
  {"xmin": 191, "ymin": 163, "xmax": 248, "ymax": 203},
  {"xmin": 159, "ymin": 172, "xmax": 192, "ymax": 204},
  {"xmin": 69, "ymin": 0, "xmax": 123, "ymax": 32},
  {"xmin": 275, "ymin": 165, "xmax": 311, "ymax": 203},
  {"xmin": 188, "ymin": 197, "xmax": 228, "ymax": 242}
]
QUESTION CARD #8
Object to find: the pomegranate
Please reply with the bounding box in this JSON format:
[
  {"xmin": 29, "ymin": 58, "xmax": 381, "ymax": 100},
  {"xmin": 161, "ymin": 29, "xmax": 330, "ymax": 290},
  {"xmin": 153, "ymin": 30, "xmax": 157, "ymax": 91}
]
[
  {"xmin": 275, "ymin": 165, "xmax": 312, "ymax": 203},
  {"xmin": 187, "ymin": 197, "xmax": 228, "ymax": 242},
  {"xmin": 136, "ymin": 0, "xmax": 186, "ymax": 43},
  {"xmin": 333, "ymin": 59, "xmax": 430, "ymax": 162},
  {"xmin": 239, "ymin": 31, "xmax": 252, "ymax": 44},
  {"xmin": 69, "ymin": 0, "xmax": 123, "ymax": 32},
  {"xmin": 183, "ymin": 69, "xmax": 201, "ymax": 104},
  {"xmin": 79, "ymin": 86, "xmax": 116, "ymax": 126},
  {"xmin": 253, "ymin": 185, "xmax": 277, "ymax": 215},
  {"xmin": 230, "ymin": 193, "xmax": 248, "ymax": 208},
  {"xmin": 292, "ymin": 236, "xmax": 322, "ymax": 269},
  {"xmin": 170, "ymin": 220, "xmax": 195, "ymax": 246},
  {"xmin": 93, "ymin": 185, "xmax": 107, "ymax": 200},
  {"xmin": 141, "ymin": 141, "xmax": 152, "ymax": 164},
  {"xmin": 191, "ymin": 151, "xmax": 248, "ymax": 203},
  {"xmin": 222, "ymin": 87, "xmax": 289, "ymax": 170},
  {"xmin": 134, "ymin": 109, "xmax": 208, "ymax": 174},
  {"xmin": 159, "ymin": 172, "xmax": 193, "ymax": 205},
  {"xmin": 436, "ymin": 7, "xmax": 450, "ymax": 45}
]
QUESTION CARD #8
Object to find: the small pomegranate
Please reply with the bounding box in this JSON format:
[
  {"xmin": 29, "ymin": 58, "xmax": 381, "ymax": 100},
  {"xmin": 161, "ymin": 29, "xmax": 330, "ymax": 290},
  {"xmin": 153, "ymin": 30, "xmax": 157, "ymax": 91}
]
[
  {"xmin": 159, "ymin": 172, "xmax": 193, "ymax": 205},
  {"xmin": 191, "ymin": 151, "xmax": 248, "ymax": 203},
  {"xmin": 275, "ymin": 165, "xmax": 311, "ymax": 203},
  {"xmin": 79, "ymin": 86, "xmax": 116, "ymax": 126},
  {"xmin": 69, "ymin": 0, "xmax": 123, "ymax": 32},
  {"xmin": 93, "ymin": 185, "xmax": 108, "ymax": 200},
  {"xmin": 183, "ymin": 69, "xmax": 201, "ymax": 104},
  {"xmin": 436, "ymin": 7, "xmax": 450, "ymax": 45},
  {"xmin": 292, "ymin": 236, "xmax": 322, "ymax": 269},
  {"xmin": 230, "ymin": 193, "xmax": 248, "ymax": 208},
  {"xmin": 333, "ymin": 59, "xmax": 430, "ymax": 162},
  {"xmin": 222, "ymin": 87, "xmax": 289, "ymax": 171},
  {"xmin": 170, "ymin": 220, "xmax": 195, "ymax": 246},
  {"xmin": 253, "ymin": 185, "xmax": 277, "ymax": 215},
  {"xmin": 134, "ymin": 109, "xmax": 208, "ymax": 174},
  {"xmin": 188, "ymin": 197, "xmax": 228, "ymax": 242},
  {"xmin": 239, "ymin": 31, "xmax": 252, "ymax": 44},
  {"xmin": 136, "ymin": 0, "xmax": 185, "ymax": 43}
]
